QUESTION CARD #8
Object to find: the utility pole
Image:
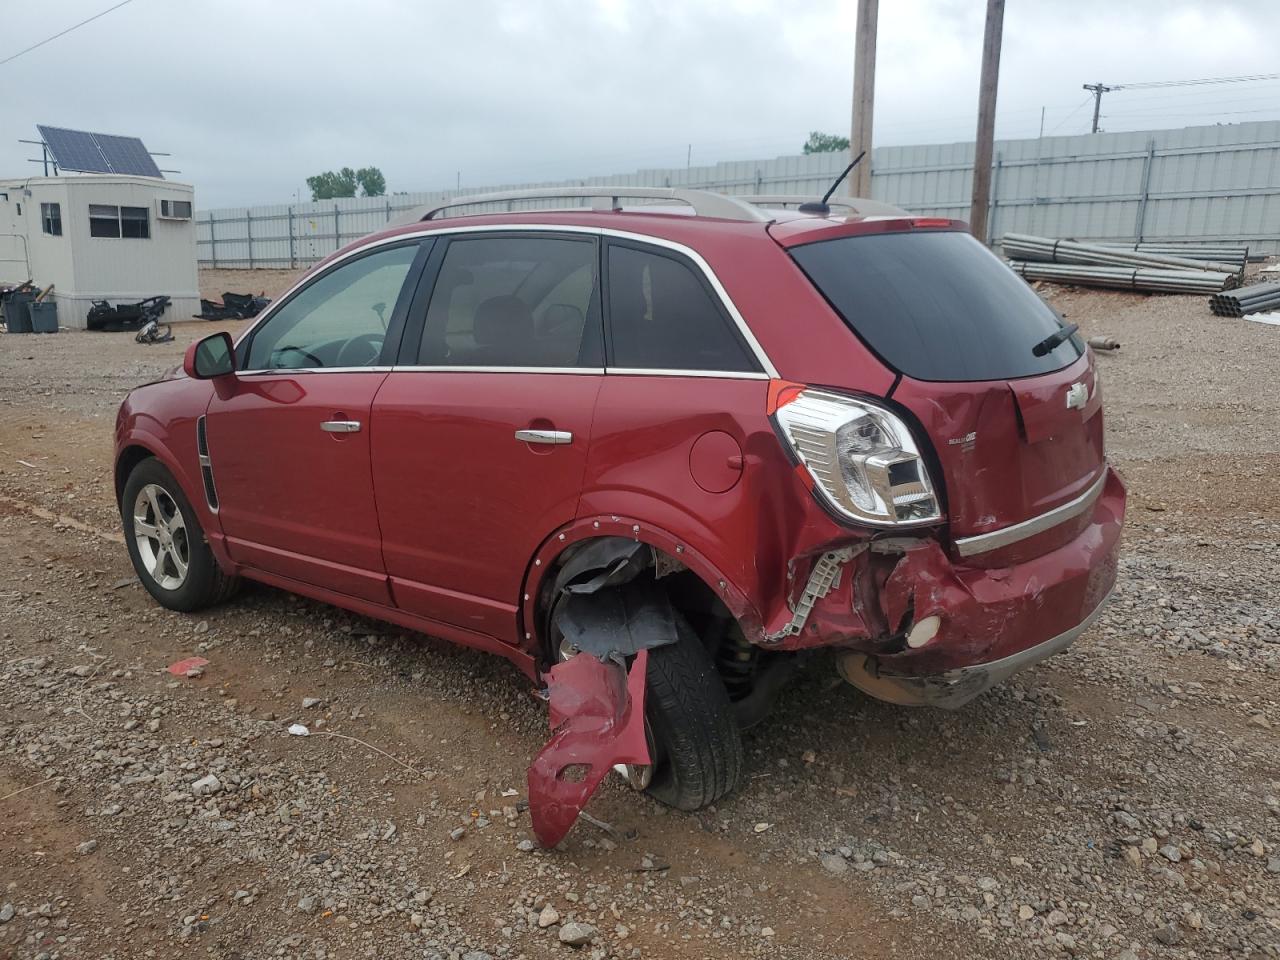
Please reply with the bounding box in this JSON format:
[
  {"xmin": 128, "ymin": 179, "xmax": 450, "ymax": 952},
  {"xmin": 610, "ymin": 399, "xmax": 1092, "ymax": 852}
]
[
  {"xmin": 969, "ymin": 0, "xmax": 1004, "ymax": 242},
  {"xmin": 849, "ymin": 0, "xmax": 878, "ymax": 198},
  {"xmin": 1083, "ymin": 82, "xmax": 1115, "ymax": 134}
]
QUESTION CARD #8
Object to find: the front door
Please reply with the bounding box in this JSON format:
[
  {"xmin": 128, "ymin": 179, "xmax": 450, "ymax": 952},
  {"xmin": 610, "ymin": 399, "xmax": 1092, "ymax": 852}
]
[
  {"xmin": 206, "ymin": 240, "xmax": 427, "ymax": 603},
  {"xmin": 373, "ymin": 232, "xmax": 604, "ymax": 641}
]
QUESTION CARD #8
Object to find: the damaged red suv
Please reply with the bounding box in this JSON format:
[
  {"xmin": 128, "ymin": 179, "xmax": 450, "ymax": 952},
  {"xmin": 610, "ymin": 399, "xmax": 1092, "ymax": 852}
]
[{"xmin": 114, "ymin": 187, "xmax": 1125, "ymax": 845}]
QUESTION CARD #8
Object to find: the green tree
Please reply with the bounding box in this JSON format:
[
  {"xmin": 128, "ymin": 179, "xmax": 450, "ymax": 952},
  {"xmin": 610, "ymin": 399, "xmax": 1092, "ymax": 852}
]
[
  {"xmin": 306, "ymin": 167, "xmax": 358, "ymax": 200},
  {"xmin": 802, "ymin": 131, "xmax": 850, "ymax": 155},
  {"xmin": 355, "ymin": 167, "xmax": 386, "ymax": 197}
]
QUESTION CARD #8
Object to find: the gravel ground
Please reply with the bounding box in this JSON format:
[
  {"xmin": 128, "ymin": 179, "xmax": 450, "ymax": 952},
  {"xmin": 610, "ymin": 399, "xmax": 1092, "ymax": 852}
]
[{"xmin": 0, "ymin": 267, "xmax": 1277, "ymax": 960}]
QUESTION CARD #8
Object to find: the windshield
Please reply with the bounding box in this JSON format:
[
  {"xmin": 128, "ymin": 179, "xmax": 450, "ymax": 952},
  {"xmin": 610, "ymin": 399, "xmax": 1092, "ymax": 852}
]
[{"xmin": 789, "ymin": 230, "xmax": 1083, "ymax": 382}]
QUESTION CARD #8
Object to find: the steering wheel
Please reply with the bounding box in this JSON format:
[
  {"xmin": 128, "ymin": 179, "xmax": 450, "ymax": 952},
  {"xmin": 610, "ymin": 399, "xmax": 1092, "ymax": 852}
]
[
  {"xmin": 335, "ymin": 332, "xmax": 385, "ymax": 367},
  {"xmin": 273, "ymin": 345, "xmax": 324, "ymax": 368}
]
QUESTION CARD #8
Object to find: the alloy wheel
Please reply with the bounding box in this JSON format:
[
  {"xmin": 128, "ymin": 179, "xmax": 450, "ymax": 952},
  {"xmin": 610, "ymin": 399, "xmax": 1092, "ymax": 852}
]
[{"xmin": 132, "ymin": 483, "xmax": 190, "ymax": 591}]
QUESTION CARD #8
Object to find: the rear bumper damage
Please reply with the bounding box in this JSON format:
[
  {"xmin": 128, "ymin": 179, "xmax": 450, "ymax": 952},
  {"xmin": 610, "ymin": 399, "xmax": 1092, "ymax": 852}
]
[
  {"xmin": 836, "ymin": 589, "xmax": 1110, "ymax": 708},
  {"xmin": 768, "ymin": 466, "xmax": 1126, "ymax": 708}
]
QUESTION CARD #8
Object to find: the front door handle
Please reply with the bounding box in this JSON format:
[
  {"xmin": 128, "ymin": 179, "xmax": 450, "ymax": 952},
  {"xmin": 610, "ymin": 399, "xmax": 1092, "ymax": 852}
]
[
  {"xmin": 515, "ymin": 428, "xmax": 573, "ymax": 445},
  {"xmin": 321, "ymin": 420, "xmax": 362, "ymax": 433}
]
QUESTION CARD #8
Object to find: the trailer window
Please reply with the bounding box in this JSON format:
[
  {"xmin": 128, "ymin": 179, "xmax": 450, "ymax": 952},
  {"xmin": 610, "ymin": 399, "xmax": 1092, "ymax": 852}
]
[
  {"xmin": 41, "ymin": 203, "xmax": 62, "ymax": 236},
  {"xmin": 88, "ymin": 204, "xmax": 150, "ymax": 239},
  {"xmin": 121, "ymin": 206, "xmax": 150, "ymax": 238}
]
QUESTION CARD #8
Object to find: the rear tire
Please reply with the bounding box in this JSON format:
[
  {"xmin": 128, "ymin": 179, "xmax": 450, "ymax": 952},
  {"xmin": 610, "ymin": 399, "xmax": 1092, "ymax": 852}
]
[
  {"xmin": 643, "ymin": 616, "xmax": 744, "ymax": 811},
  {"xmin": 121, "ymin": 457, "xmax": 239, "ymax": 612}
]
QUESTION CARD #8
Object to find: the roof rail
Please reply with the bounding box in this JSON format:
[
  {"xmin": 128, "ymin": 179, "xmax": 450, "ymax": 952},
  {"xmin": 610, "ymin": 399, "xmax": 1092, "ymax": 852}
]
[
  {"xmin": 409, "ymin": 187, "xmax": 770, "ymax": 223},
  {"xmin": 737, "ymin": 195, "xmax": 911, "ymax": 218}
]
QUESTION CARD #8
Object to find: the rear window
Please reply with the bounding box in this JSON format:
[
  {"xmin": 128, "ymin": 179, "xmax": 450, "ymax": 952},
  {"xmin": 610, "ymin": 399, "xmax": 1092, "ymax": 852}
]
[{"xmin": 789, "ymin": 231, "xmax": 1082, "ymax": 382}]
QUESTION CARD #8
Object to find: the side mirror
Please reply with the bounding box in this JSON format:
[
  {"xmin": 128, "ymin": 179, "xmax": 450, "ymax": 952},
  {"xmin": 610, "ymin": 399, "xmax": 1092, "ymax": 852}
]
[{"xmin": 184, "ymin": 332, "xmax": 236, "ymax": 379}]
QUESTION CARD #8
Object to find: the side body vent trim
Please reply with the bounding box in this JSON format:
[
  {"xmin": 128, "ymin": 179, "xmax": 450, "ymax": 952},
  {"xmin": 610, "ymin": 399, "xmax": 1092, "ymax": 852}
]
[{"xmin": 196, "ymin": 415, "xmax": 219, "ymax": 512}]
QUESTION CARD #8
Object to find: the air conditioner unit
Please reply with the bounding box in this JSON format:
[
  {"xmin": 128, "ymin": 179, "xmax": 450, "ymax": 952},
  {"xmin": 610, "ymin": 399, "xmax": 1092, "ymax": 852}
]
[{"xmin": 156, "ymin": 198, "xmax": 193, "ymax": 220}]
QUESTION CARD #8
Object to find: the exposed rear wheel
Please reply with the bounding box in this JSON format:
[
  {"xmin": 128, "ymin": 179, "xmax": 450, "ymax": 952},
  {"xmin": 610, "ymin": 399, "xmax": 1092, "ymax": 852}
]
[
  {"xmin": 121, "ymin": 457, "xmax": 239, "ymax": 612},
  {"xmin": 642, "ymin": 617, "xmax": 744, "ymax": 810},
  {"xmin": 558, "ymin": 607, "xmax": 744, "ymax": 812}
]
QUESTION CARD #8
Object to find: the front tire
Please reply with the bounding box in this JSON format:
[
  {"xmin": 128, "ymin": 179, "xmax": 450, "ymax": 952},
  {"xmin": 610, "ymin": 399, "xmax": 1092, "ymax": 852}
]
[{"xmin": 121, "ymin": 457, "xmax": 238, "ymax": 612}]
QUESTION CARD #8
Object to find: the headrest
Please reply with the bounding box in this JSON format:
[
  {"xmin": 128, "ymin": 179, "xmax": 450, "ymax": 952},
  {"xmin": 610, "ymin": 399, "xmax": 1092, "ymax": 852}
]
[{"xmin": 474, "ymin": 295, "xmax": 533, "ymax": 347}]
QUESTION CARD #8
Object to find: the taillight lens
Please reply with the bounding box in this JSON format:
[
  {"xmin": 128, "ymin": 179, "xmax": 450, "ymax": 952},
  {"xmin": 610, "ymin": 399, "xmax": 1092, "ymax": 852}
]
[{"xmin": 773, "ymin": 389, "xmax": 942, "ymax": 526}]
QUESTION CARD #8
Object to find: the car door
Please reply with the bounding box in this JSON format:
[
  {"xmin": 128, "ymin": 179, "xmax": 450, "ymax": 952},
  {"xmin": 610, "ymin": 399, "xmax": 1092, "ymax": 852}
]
[
  {"xmin": 205, "ymin": 239, "xmax": 430, "ymax": 603},
  {"xmin": 580, "ymin": 239, "xmax": 773, "ymax": 606},
  {"xmin": 372, "ymin": 231, "xmax": 604, "ymax": 642}
]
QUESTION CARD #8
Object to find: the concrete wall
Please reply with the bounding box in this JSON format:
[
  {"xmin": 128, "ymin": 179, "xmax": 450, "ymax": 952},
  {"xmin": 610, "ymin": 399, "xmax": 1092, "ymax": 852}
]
[
  {"xmin": 196, "ymin": 120, "xmax": 1280, "ymax": 268},
  {"xmin": 0, "ymin": 176, "xmax": 198, "ymax": 329}
]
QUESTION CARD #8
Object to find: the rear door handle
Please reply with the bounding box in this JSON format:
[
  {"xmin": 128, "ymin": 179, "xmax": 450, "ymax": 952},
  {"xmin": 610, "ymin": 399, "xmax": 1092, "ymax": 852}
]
[
  {"xmin": 515, "ymin": 428, "xmax": 573, "ymax": 445},
  {"xmin": 321, "ymin": 420, "xmax": 362, "ymax": 433}
]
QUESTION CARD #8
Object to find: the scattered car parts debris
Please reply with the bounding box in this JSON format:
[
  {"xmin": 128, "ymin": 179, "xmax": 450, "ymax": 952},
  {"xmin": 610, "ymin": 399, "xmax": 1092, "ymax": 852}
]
[
  {"xmin": 195, "ymin": 292, "xmax": 270, "ymax": 320},
  {"xmin": 1087, "ymin": 335, "xmax": 1121, "ymax": 351},
  {"xmin": 87, "ymin": 295, "xmax": 171, "ymax": 332},
  {"xmin": 527, "ymin": 650, "xmax": 650, "ymax": 848},
  {"xmin": 134, "ymin": 318, "xmax": 174, "ymax": 344},
  {"xmin": 166, "ymin": 655, "xmax": 208, "ymax": 677}
]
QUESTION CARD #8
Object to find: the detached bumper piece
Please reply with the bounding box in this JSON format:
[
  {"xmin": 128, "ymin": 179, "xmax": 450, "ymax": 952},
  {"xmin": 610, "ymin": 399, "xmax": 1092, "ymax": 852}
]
[{"xmin": 527, "ymin": 650, "xmax": 650, "ymax": 848}]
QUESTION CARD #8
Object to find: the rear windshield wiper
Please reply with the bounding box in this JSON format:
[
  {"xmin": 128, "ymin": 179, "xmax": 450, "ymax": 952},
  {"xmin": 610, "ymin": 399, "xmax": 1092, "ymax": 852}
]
[{"xmin": 1032, "ymin": 323, "xmax": 1078, "ymax": 357}]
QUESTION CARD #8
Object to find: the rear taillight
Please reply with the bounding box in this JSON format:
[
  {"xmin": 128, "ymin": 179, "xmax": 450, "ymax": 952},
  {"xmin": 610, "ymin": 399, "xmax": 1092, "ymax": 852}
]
[{"xmin": 772, "ymin": 388, "xmax": 941, "ymax": 526}]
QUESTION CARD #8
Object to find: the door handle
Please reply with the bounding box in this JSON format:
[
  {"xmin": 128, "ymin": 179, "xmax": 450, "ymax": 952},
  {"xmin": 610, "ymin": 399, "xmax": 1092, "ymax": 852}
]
[
  {"xmin": 515, "ymin": 428, "xmax": 573, "ymax": 445},
  {"xmin": 321, "ymin": 420, "xmax": 362, "ymax": 433}
]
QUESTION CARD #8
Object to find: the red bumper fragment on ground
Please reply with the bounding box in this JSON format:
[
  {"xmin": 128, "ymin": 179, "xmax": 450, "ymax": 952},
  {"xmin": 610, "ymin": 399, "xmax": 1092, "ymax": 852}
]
[{"xmin": 527, "ymin": 650, "xmax": 650, "ymax": 848}]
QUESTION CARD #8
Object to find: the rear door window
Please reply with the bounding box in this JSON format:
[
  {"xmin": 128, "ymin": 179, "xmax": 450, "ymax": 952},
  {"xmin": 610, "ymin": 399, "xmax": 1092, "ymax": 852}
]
[
  {"xmin": 789, "ymin": 231, "xmax": 1082, "ymax": 382},
  {"xmin": 416, "ymin": 235, "xmax": 601, "ymax": 368},
  {"xmin": 605, "ymin": 243, "xmax": 760, "ymax": 373}
]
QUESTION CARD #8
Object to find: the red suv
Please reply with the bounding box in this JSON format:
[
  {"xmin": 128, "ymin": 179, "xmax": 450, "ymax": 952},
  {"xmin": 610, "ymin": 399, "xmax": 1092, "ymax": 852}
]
[{"xmin": 114, "ymin": 188, "xmax": 1125, "ymax": 845}]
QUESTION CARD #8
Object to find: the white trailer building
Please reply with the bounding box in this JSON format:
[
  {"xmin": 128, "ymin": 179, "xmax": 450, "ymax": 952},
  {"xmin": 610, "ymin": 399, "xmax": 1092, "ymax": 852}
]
[{"xmin": 0, "ymin": 175, "xmax": 199, "ymax": 329}]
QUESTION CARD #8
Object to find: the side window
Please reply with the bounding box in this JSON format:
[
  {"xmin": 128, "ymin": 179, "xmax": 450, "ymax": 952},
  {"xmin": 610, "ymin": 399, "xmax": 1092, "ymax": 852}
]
[
  {"xmin": 417, "ymin": 236, "xmax": 600, "ymax": 367},
  {"xmin": 606, "ymin": 244, "xmax": 758, "ymax": 372},
  {"xmin": 246, "ymin": 244, "xmax": 419, "ymax": 370},
  {"xmin": 41, "ymin": 203, "xmax": 62, "ymax": 236},
  {"xmin": 89, "ymin": 204, "xmax": 121, "ymax": 238}
]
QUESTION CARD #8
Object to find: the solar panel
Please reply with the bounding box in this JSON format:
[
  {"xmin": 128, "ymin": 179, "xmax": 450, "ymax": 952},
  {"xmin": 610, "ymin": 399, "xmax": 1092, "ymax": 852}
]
[
  {"xmin": 91, "ymin": 133, "xmax": 163, "ymax": 178},
  {"xmin": 38, "ymin": 125, "xmax": 111, "ymax": 173},
  {"xmin": 36, "ymin": 124, "xmax": 164, "ymax": 178}
]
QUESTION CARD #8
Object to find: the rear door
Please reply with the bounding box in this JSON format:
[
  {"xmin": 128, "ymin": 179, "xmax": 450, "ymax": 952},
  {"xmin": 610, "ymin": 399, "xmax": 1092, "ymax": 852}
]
[
  {"xmin": 372, "ymin": 232, "xmax": 604, "ymax": 641},
  {"xmin": 207, "ymin": 240, "xmax": 428, "ymax": 602},
  {"xmin": 787, "ymin": 228, "xmax": 1104, "ymax": 546}
]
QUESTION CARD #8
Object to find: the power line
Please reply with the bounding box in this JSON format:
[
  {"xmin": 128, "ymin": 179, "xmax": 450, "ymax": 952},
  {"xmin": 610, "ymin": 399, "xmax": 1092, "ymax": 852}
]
[
  {"xmin": 1109, "ymin": 73, "xmax": 1280, "ymax": 90},
  {"xmin": 0, "ymin": 0, "xmax": 135, "ymax": 67},
  {"xmin": 1049, "ymin": 95, "xmax": 1096, "ymax": 135},
  {"xmin": 1082, "ymin": 72, "xmax": 1280, "ymax": 133}
]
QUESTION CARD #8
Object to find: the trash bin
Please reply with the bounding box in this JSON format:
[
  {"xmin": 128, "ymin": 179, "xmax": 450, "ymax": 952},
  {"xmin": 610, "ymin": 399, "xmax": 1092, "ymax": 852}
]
[
  {"xmin": 29, "ymin": 301, "xmax": 58, "ymax": 333},
  {"xmin": 2, "ymin": 292, "xmax": 34, "ymax": 333}
]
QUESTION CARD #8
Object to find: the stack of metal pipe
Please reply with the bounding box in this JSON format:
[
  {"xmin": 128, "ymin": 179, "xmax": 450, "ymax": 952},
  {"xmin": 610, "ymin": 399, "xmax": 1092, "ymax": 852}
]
[
  {"xmin": 1208, "ymin": 281, "xmax": 1280, "ymax": 318},
  {"xmin": 1001, "ymin": 233, "xmax": 1240, "ymax": 294},
  {"xmin": 1010, "ymin": 261, "xmax": 1233, "ymax": 294},
  {"xmin": 1094, "ymin": 241, "xmax": 1249, "ymax": 272}
]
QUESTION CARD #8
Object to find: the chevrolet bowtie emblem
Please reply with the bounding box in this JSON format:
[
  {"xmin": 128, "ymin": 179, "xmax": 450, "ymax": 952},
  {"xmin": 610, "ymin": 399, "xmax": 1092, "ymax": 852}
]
[{"xmin": 1065, "ymin": 382, "xmax": 1089, "ymax": 410}]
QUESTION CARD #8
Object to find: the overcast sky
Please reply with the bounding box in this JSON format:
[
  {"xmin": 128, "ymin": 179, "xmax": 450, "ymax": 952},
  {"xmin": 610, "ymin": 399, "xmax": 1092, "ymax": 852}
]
[{"xmin": 2, "ymin": 0, "xmax": 1275, "ymax": 208}]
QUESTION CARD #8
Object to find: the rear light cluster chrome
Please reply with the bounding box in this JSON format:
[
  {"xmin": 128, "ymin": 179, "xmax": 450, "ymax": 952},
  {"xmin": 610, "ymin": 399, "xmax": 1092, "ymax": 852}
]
[{"xmin": 773, "ymin": 388, "xmax": 942, "ymax": 526}]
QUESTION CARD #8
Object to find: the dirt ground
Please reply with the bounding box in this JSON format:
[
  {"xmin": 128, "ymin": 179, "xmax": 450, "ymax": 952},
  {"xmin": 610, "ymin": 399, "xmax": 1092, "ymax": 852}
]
[{"xmin": 0, "ymin": 266, "xmax": 1276, "ymax": 960}]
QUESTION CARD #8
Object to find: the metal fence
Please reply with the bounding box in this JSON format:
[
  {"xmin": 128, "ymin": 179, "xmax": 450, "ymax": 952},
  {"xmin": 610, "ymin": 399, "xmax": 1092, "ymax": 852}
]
[{"xmin": 197, "ymin": 120, "xmax": 1280, "ymax": 268}]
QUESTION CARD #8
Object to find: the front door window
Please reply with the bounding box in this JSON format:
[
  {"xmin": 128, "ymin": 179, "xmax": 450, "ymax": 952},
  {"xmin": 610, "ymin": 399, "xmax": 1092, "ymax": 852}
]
[{"xmin": 245, "ymin": 243, "xmax": 420, "ymax": 370}]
